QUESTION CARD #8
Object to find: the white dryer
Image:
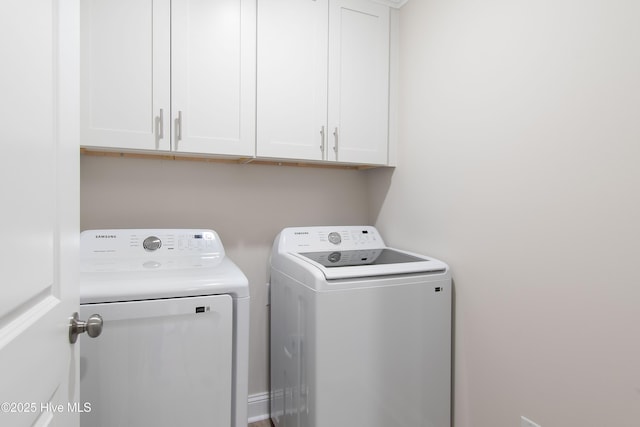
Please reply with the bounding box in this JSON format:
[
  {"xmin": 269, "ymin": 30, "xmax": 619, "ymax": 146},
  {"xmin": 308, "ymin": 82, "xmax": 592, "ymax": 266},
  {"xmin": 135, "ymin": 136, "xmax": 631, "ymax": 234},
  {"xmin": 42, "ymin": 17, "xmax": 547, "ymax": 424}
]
[
  {"xmin": 79, "ymin": 229, "xmax": 250, "ymax": 427},
  {"xmin": 270, "ymin": 226, "xmax": 451, "ymax": 427}
]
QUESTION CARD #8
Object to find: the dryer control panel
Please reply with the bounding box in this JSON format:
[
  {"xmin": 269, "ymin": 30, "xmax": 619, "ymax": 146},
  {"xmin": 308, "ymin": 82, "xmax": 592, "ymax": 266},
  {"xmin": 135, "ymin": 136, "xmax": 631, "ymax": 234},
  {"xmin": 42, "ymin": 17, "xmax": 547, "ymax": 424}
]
[
  {"xmin": 279, "ymin": 226, "xmax": 385, "ymax": 253},
  {"xmin": 81, "ymin": 229, "xmax": 225, "ymax": 258}
]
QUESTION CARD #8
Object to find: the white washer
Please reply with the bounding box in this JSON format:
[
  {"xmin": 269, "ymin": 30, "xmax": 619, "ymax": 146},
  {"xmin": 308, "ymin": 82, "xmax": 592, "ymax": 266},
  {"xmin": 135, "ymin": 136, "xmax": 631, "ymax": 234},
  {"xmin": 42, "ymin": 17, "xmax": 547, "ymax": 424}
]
[
  {"xmin": 79, "ymin": 229, "xmax": 250, "ymax": 427},
  {"xmin": 270, "ymin": 226, "xmax": 451, "ymax": 427}
]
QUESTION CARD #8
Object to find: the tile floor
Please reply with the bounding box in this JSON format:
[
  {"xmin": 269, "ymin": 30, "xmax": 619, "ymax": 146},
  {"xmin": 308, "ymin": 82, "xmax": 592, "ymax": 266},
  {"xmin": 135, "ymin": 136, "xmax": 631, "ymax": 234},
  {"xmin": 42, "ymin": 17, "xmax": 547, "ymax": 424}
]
[{"xmin": 248, "ymin": 419, "xmax": 272, "ymax": 427}]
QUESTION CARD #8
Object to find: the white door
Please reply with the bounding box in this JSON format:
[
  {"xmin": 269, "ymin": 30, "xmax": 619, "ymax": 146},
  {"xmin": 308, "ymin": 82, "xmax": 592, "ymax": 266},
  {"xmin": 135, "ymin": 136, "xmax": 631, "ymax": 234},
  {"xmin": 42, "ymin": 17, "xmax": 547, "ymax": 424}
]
[
  {"xmin": 328, "ymin": 0, "xmax": 389, "ymax": 165},
  {"xmin": 0, "ymin": 1, "xmax": 80, "ymax": 427},
  {"xmin": 256, "ymin": 0, "xmax": 328, "ymax": 161},
  {"xmin": 171, "ymin": 0, "xmax": 256, "ymax": 156},
  {"xmin": 80, "ymin": 0, "xmax": 171, "ymax": 151}
]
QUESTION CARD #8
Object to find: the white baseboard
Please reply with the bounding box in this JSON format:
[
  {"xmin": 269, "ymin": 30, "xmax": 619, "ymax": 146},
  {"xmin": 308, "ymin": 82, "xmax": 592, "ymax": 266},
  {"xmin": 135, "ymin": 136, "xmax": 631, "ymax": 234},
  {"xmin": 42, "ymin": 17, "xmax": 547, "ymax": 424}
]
[{"xmin": 247, "ymin": 392, "xmax": 270, "ymax": 423}]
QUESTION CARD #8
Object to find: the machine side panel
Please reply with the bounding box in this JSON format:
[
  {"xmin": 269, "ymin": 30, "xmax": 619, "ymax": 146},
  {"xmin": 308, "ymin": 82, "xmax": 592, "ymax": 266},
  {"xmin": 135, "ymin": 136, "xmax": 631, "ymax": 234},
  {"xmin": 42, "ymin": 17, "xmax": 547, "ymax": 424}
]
[
  {"xmin": 233, "ymin": 296, "xmax": 251, "ymax": 427},
  {"xmin": 270, "ymin": 269, "xmax": 318, "ymax": 427}
]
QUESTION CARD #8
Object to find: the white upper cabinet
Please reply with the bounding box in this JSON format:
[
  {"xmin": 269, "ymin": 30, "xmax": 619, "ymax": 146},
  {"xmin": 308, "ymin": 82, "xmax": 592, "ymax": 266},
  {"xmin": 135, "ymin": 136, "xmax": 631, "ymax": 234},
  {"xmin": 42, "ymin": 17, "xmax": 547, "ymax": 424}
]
[
  {"xmin": 81, "ymin": 0, "xmax": 255, "ymax": 157},
  {"xmin": 257, "ymin": 0, "xmax": 390, "ymax": 165},
  {"xmin": 81, "ymin": 0, "xmax": 171, "ymax": 151},
  {"xmin": 171, "ymin": 0, "xmax": 256, "ymax": 156},
  {"xmin": 328, "ymin": 0, "xmax": 389, "ymax": 165},
  {"xmin": 257, "ymin": 0, "xmax": 329, "ymax": 161}
]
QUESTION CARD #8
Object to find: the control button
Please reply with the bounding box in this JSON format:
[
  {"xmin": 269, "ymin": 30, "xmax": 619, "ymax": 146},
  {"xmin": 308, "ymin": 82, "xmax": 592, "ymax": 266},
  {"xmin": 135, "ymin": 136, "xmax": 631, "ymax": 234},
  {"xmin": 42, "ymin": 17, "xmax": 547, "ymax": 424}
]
[
  {"xmin": 143, "ymin": 236, "xmax": 162, "ymax": 251},
  {"xmin": 328, "ymin": 252, "xmax": 341, "ymax": 263},
  {"xmin": 328, "ymin": 232, "xmax": 342, "ymax": 245}
]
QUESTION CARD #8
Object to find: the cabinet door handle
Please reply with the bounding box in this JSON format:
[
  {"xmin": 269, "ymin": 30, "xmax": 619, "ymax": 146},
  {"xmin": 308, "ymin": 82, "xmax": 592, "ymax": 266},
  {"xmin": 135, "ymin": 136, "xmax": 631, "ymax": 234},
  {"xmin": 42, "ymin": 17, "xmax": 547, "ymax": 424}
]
[
  {"xmin": 333, "ymin": 127, "xmax": 339, "ymax": 159},
  {"xmin": 156, "ymin": 109, "xmax": 164, "ymax": 140},
  {"xmin": 320, "ymin": 126, "xmax": 325, "ymax": 156},
  {"xmin": 176, "ymin": 111, "xmax": 183, "ymax": 142}
]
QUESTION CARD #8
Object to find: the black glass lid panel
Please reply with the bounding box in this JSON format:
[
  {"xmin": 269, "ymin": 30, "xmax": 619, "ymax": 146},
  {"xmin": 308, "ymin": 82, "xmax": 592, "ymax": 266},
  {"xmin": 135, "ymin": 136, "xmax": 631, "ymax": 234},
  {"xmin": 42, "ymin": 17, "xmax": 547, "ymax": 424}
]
[{"xmin": 299, "ymin": 249, "xmax": 427, "ymax": 268}]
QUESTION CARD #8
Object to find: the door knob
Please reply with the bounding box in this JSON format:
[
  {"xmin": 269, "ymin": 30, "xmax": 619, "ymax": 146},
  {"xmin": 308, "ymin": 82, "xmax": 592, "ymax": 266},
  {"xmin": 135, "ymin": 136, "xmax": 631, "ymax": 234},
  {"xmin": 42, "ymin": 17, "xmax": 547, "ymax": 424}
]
[{"xmin": 69, "ymin": 312, "xmax": 103, "ymax": 344}]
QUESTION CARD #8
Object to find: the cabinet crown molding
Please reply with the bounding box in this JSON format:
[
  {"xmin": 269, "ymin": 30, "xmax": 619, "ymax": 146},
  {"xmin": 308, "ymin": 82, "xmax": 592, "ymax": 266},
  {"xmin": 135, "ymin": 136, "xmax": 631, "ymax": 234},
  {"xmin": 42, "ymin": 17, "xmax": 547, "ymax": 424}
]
[{"xmin": 371, "ymin": 0, "xmax": 408, "ymax": 8}]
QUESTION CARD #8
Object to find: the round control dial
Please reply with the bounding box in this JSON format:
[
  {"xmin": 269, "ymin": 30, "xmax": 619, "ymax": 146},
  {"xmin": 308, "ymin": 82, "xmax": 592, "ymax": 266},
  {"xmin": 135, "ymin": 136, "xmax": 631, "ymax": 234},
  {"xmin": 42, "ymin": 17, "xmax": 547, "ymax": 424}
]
[
  {"xmin": 328, "ymin": 232, "xmax": 342, "ymax": 245},
  {"xmin": 143, "ymin": 236, "xmax": 162, "ymax": 251}
]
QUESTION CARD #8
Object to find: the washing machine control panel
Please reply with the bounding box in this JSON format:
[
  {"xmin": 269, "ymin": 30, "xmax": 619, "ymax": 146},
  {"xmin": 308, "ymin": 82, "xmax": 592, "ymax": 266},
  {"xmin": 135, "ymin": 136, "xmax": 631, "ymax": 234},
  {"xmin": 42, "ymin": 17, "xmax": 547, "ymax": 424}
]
[{"xmin": 281, "ymin": 226, "xmax": 384, "ymax": 252}]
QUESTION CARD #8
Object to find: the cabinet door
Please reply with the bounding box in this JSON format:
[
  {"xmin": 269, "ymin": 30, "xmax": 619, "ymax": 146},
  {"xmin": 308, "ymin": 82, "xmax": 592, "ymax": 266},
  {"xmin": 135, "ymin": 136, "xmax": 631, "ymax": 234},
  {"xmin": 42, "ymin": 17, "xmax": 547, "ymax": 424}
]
[
  {"xmin": 81, "ymin": 0, "xmax": 171, "ymax": 151},
  {"xmin": 328, "ymin": 0, "xmax": 389, "ymax": 165},
  {"xmin": 171, "ymin": 0, "xmax": 256, "ymax": 157},
  {"xmin": 257, "ymin": 0, "xmax": 329, "ymax": 161}
]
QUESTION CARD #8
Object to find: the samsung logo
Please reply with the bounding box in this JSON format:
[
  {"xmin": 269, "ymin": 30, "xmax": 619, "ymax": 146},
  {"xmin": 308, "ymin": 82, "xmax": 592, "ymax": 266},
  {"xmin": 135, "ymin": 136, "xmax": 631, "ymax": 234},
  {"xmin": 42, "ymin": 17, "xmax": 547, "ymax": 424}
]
[
  {"xmin": 294, "ymin": 232, "xmax": 309, "ymax": 235},
  {"xmin": 95, "ymin": 235, "xmax": 117, "ymax": 239}
]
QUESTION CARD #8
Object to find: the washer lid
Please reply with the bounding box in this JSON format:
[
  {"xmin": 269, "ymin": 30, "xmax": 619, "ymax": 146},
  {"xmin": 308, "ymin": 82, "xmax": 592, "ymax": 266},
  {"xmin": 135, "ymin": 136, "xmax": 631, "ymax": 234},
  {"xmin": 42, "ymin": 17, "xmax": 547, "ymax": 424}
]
[
  {"xmin": 299, "ymin": 248, "xmax": 424, "ymax": 268},
  {"xmin": 274, "ymin": 226, "xmax": 448, "ymax": 280},
  {"xmin": 292, "ymin": 248, "xmax": 447, "ymax": 280}
]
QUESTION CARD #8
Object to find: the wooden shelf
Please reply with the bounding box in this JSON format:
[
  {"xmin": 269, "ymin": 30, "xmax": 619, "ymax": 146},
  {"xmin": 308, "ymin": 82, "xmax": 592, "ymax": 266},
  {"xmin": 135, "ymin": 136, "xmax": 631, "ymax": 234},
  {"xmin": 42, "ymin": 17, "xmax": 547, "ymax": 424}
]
[{"xmin": 80, "ymin": 148, "xmax": 386, "ymax": 170}]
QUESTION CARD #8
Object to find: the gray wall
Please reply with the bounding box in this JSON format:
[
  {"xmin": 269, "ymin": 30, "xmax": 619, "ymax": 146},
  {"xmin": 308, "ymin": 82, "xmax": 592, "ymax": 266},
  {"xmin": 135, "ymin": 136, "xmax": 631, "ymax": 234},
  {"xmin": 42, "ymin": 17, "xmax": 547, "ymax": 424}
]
[
  {"xmin": 80, "ymin": 155, "xmax": 370, "ymax": 395},
  {"xmin": 368, "ymin": 0, "xmax": 640, "ymax": 425}
]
